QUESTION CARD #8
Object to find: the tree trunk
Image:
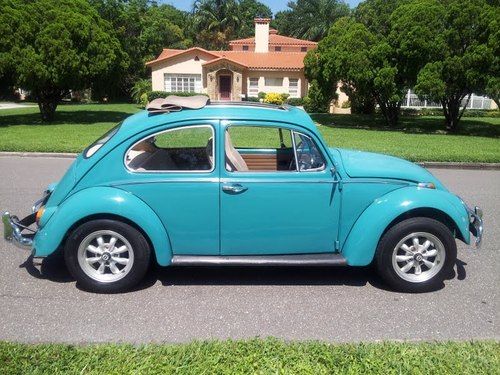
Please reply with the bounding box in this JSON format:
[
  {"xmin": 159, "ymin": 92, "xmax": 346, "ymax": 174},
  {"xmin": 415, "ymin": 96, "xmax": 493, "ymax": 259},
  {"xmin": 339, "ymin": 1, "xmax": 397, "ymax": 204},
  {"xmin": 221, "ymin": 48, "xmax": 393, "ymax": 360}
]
[
  {"xmin": 35, "ymin": 89, "xmax": 63, "ymax": 122},
  {"xmin": 442, "ymin": 94, "xmax": 470, "ymax": 132},
  {"xmin": 378, "ymin": 100, "xmax": 401, "ymax": 127}
]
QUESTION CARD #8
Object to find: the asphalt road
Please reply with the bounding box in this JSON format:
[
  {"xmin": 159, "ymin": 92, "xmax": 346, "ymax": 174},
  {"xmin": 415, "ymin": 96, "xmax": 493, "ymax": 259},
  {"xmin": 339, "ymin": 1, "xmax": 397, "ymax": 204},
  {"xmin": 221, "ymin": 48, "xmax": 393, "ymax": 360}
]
[{"xmin": 0, "ymin": 156, "xmax": 498, "ymax": 343}]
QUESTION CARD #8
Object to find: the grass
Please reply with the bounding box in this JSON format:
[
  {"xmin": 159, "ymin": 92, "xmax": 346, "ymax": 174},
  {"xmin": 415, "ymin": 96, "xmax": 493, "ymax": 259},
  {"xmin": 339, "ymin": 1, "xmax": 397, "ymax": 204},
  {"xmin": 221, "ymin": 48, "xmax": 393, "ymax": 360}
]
[
  {"xmin": 0, "ymin": 339, "xmax": 498, "ymax": 374},
  {"xmin": 0, "ymin": 103, "xmax": 499, "ymax": 162}
]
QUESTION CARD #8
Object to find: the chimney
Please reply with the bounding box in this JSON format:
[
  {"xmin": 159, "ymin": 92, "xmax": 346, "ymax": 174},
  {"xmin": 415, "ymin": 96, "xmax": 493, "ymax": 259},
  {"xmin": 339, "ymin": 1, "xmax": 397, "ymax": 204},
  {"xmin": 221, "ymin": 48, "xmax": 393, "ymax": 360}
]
[{"xmin": 254, "ymin": 18, "xmax": 270, "ymax": 53}]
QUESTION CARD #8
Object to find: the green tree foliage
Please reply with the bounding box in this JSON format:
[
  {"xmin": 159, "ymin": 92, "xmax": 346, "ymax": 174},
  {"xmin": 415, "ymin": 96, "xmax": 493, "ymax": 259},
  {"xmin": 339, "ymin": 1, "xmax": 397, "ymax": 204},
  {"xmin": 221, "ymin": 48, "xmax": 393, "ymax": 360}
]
[
  {"xmin": 0, "ymin": 0, "xmax": 125, "ymax": 120},
  {"xmin": 398, "ymin": 0, "xmax": 497, "ymax": 131},
  {"xmin": 274, "ymin": 0, "xmax": 350, "ymax": 41},
  {"xmin": 191, "ymin": 0, "xmax": 271, "ymax": 49},
  {"xmin": 237, "ymin": 0, "xmax": 273, "ymax": 37},
  {"xmin": 305, "ymin": 5, "xmax": 410, "ymax": 126},
  {"xmin": 90, "ymin": 0, "xmax": 190, "ymax": 100}
]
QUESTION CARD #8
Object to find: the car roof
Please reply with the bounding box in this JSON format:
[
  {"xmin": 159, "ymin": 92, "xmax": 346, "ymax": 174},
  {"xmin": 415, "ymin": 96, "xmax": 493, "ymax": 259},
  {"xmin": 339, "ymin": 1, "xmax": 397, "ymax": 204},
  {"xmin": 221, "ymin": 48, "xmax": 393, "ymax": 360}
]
[{"xmin": 118, "ymin": 103, "xmax": 318, "ymax": 139}]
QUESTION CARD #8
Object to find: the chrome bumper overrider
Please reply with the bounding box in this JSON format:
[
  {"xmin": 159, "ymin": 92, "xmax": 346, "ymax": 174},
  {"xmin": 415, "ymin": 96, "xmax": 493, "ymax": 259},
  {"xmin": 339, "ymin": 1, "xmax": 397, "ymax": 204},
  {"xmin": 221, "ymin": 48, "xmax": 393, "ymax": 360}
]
[
  {"xmin": 467, "ymin": 206, "xmax": 483, "ymax": 248},
  {"xmin": 2, "ymin": 211, "xmax": 34, "ymax": 250}
]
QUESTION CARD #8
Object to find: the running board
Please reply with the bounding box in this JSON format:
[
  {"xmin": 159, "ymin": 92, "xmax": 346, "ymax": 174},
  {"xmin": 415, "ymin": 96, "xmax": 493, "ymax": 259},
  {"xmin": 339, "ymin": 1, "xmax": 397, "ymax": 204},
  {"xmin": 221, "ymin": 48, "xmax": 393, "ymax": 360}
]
[{"xmin": 171, "ymin": 253, "xmax": 347, "ymax": 267}]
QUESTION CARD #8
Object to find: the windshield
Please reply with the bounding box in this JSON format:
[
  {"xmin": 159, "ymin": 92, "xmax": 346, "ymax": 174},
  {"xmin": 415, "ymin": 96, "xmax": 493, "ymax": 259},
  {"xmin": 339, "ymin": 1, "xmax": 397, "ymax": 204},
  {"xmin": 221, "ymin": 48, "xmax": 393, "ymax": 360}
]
[{"xmin": 84, "ymin": 123, "xmax": 121, "ymax": 158}]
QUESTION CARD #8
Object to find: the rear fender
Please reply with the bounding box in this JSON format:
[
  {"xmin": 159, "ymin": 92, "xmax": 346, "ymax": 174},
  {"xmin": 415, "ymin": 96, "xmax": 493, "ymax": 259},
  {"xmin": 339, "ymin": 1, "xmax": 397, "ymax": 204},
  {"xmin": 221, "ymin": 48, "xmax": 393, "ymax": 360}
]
[
  {"xmin": 341, "ymin": 187, "xmax": 469, "ymax": 266},
  {"xmin": 33, "ymin": 187, "xmax": 173, "ymax": 265}
]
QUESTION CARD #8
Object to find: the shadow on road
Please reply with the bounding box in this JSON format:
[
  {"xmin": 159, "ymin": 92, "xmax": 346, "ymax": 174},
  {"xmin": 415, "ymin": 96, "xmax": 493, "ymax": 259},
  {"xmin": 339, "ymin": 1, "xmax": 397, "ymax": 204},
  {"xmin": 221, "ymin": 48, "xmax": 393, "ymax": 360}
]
[{"xmin": 19, "ymin": 254, "xmax": 468, "ymax": 294}]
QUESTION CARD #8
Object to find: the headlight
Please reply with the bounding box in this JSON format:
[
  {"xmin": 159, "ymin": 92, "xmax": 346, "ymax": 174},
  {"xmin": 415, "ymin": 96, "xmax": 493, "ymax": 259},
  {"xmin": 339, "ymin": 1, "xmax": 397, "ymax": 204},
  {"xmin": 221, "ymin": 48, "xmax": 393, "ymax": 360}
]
[{"xmin": 417, "ymin": 182, "xmax": 436, "ymax": 189}]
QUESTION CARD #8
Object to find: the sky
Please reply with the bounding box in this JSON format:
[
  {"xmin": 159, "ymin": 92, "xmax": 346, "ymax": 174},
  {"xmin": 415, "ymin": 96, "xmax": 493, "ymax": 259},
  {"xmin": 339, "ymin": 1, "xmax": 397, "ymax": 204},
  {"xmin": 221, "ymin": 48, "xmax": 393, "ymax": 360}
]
[{"xmin": 163, "ymin": 0, "xmax": 363, "ymax": 14}]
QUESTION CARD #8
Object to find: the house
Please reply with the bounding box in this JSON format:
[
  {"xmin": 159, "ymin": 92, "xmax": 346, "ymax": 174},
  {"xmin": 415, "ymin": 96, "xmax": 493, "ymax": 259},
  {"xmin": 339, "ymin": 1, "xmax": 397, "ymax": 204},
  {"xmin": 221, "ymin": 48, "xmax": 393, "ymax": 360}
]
[{"xmin": 146, "ymin": 18, "xmax": 317, "ymax": 101}]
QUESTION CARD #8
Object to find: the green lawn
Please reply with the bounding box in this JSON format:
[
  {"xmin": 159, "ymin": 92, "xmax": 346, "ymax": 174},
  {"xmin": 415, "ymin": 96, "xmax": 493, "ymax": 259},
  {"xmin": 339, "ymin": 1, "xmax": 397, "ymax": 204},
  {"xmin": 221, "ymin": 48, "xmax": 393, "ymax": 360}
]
[
  {"xmin": 0, "ymin": 339, "xmax": 498, "ymax": 374},
  {"xmin": 0, "ymin": 103, "xmax": 499, "ymax": 162}
]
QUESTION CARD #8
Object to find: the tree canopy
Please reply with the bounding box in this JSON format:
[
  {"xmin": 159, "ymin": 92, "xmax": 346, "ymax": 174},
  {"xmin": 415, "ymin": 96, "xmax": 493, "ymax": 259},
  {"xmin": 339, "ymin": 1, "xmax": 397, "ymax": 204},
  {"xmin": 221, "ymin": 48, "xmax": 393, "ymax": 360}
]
[
  {"xmin": 275, "ymin": 0, "xmax": 350, "ymax": 42},
  {"xmin": 0, "ymin": 0, "xmax": 124, "ymax": 120}
]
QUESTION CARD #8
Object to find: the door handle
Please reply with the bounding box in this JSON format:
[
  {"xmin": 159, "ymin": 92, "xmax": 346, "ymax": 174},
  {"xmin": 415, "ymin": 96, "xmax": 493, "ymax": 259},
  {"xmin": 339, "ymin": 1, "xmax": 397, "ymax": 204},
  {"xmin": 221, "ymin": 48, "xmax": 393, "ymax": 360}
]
[{"xmin": 222, "ymin": 183, "xmax": 248, "ymax": 194}]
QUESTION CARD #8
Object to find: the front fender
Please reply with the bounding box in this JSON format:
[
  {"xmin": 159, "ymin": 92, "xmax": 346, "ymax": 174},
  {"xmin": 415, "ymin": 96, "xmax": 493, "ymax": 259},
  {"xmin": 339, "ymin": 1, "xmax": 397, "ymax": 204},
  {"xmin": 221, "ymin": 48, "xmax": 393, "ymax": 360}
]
[
  {"xmin": 341, "ymin": 187, "xmax": 470, "ymax": 266},
  {"xmin": 33, "ymin": 187, "xmax": 173, "ymax": 266}
]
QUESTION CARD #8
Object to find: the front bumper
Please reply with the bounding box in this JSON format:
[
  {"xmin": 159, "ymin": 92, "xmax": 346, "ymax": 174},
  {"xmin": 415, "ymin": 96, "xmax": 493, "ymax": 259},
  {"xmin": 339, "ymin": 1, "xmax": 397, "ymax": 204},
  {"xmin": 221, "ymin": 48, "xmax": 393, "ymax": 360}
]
[
  {"xmin": 2, "ymin": 211, "xmax": 36, "ymax": 250},
  {"xmin": 467, "ymin": 206, "xmax": 483, "ymax": 248}
]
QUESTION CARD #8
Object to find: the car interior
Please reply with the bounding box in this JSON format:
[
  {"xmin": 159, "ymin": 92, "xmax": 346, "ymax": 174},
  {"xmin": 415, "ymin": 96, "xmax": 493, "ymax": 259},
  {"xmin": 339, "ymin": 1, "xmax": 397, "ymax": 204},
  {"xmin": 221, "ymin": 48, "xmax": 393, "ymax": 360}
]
[{"xmin": 125, "ymin": 126, "xmax": 323, "ymax": 172}]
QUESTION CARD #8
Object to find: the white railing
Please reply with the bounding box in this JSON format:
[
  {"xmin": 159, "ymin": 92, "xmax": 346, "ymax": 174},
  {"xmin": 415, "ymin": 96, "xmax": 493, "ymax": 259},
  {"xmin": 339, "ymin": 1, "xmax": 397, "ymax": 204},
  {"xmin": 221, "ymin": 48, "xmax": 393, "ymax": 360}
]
[{"xmin": 401, "ymin": 89, "xmax": 494, "ymax": 110}]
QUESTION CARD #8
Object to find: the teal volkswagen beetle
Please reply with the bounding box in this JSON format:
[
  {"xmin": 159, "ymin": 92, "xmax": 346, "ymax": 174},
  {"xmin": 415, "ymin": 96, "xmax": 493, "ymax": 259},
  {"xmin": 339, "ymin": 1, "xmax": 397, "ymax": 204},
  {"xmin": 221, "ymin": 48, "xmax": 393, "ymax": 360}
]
[{"xmin": 2, "ymin": 98, "xmax": 483, "ymax": 293}]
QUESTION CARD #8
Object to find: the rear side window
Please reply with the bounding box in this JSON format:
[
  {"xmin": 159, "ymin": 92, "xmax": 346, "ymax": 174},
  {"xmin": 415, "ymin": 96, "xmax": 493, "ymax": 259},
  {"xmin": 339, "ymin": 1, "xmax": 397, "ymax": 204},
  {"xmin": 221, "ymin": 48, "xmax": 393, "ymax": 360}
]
[
  {"xmin": 84, "ymin": 123, "xmax": 121, "ymax": 158},
  {"xmin": 125, "ymin": 125, "xmax": 214, "ymax": 172}
]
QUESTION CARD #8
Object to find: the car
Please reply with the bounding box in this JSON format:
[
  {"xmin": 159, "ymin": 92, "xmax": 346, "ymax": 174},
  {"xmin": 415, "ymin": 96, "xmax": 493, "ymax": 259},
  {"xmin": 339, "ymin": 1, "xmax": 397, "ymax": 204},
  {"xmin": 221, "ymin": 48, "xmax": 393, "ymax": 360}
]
[{"xmin": 2, "ymin": 97, "xmax": 483, "ymax": 293}]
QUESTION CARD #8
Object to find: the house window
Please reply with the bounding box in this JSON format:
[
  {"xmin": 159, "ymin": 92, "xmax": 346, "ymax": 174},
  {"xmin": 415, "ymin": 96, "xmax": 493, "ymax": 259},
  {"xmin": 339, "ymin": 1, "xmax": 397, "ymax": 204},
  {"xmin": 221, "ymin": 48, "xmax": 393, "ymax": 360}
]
[
  {"xmin": 301, "ymin": 47, "xmax": 307, "ymax": 52},
  {"xmin": 275, "ymin": 46, "xmax": 281, "ymax": 51},
  {"xmin": 164, "ymin": 74, "xmax": 202, "ymax": 93},
  {"xmin": 265, "ymin": 77, "xmax": 283, "ymax": 87},
  {"xmin": 248, "ymin": 78, "xmax": 259, "ymax": 97},
  {"xmin": 289, "ymin": 78, "xmax": 299, "ymax": 98},
  {"xmin": 242, "ymin": 45, "xmax": 249, "ymax": 51}
]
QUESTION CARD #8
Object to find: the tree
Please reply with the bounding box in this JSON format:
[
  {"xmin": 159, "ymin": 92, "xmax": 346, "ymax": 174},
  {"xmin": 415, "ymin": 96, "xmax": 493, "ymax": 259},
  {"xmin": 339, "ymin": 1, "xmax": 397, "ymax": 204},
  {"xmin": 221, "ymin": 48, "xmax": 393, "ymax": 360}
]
[
  {"xmin": 305, "ymin": 12, "xmax": 408, "ymax": 126},
  {"xmin": 397, "ymin": 0, "xmax": 496, "ymax": 131},
  {"xmin": 275, "ymin": 0, "xmax": 350, "ymax": 41},
  {"xmin": 0, "ymin": 0, "xmax": 125, "ymax": 120},
  {"xmin": 89, "ymin": 1, "xmax": 190, "ymax": 100},
  {"xmin": 237, "ymin": 0, "xmax": 272, "ymax": 38},
  {"xmin": 192, "ymin": 0, "xmax": 241, "ymax": 49}
]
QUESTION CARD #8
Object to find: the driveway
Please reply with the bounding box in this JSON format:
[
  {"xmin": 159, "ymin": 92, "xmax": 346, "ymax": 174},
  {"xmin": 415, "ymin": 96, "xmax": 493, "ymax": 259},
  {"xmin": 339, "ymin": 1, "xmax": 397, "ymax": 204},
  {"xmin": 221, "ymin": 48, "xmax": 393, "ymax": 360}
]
[{"xmin": 0, "ymin": 156, "xmax": 498, "ymax": 343}]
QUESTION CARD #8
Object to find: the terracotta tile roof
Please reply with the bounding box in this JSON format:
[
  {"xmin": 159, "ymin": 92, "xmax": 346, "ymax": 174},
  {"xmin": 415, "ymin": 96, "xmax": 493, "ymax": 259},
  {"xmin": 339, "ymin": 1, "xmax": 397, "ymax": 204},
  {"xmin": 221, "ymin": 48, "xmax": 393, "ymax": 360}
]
[
  {"xmin": 146, "ymin": 47, "xmax": 220, "ymax": 66},
  {"xmin": 229, "ymin": 34, "xmax": 317, "ymax": 47},
  {"xmin": 213, "ymin": 51, "xmax": 307, "ymax": 71},
  {"xmin": 147, "ymin": 47, "xmax": 308, "ymax": 71}
]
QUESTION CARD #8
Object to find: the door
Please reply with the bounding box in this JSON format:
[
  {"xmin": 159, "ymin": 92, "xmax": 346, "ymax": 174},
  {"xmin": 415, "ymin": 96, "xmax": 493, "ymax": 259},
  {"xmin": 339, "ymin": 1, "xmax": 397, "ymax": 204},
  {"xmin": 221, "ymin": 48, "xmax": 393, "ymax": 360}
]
[
  {"xmin": 121, "ymin": 122, "xmax": 220, "ymax": 255},
  {"xmin": 219, "ymin": 75, "xmax": 231, "ymax": 100},
  {"xmin": 219, "ymin": 123, "xmax": 341, "ymax": 255}
]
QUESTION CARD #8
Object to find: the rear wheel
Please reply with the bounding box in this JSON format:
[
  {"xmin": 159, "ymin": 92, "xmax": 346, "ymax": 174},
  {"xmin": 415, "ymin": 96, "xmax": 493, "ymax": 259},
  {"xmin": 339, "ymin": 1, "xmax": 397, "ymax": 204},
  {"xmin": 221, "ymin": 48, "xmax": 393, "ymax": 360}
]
[
  {"xmin": 64, "ymin": 219, "xmax": 151, "ymax": 293},
  {"xmin": 375, "ymin": 217, "xmax": 457, "ymax": 292}
]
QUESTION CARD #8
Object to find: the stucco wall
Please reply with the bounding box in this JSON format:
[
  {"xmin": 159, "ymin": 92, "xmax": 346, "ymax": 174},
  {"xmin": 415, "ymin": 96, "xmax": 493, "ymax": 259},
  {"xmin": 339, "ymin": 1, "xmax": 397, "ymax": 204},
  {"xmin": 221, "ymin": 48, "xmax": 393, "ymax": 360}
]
[
  {"xmin": 150, "ymin": 51, "xmax": 214, "ymax": 91},
  {"xmin": 245, "ymin": 71, "xmax": 307, "ymax": 98}
]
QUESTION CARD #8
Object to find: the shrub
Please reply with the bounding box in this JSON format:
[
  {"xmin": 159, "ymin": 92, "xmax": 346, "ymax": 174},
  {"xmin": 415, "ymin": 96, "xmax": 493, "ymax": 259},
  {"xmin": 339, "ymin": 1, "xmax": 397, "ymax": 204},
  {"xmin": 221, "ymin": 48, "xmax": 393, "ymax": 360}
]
[
  {"xmin": 131, "ymin": 79, "xmax": 151, "ymax": 104},
  {"xmin": 303, "ymin": 81, "xmax": 330, "ymax": 113},
  {"xmin": 286, "ymin": 97, "xmax": 304, "ymax": 106},
  {"xmin": 147, "ymin": 91, "xmax": 208, "ymax": 102},
  {"xmin": 245, "ymin": 96, "xmax": 260, "ymax": 102},
  {"xmin": 263, "ymin": 92, "xmax": 289, "ymax": 105},
  {"xmin": 341, "ymin": 100, "xmax": 351, "ymax": 109},
  {"xmin": 258, "ymin": 91, "xmax": 267, "ymax": 100}
]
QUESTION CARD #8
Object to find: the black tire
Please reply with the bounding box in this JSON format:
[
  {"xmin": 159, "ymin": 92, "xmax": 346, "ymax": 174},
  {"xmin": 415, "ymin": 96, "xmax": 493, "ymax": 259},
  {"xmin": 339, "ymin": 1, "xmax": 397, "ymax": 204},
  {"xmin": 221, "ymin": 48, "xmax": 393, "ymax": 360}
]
[
  {"xmin": 64, "ymin": 219, "xmax": 151, "ymax": 293},
  {"xmin": 375, "ymin": 217, "xmax": 457, "ymax": 293}
]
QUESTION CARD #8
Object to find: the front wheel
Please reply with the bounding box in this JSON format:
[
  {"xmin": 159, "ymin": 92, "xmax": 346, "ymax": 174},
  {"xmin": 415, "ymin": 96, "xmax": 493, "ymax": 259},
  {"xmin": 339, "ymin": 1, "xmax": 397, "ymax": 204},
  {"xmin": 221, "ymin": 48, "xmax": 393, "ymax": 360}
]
[
  {"xmin": 375, "ymin": 217, "xmax": 457, "ymax": 293},
  {"xmin": 64, "ymin": 219, "xmax": 151, "ymax": 293}
]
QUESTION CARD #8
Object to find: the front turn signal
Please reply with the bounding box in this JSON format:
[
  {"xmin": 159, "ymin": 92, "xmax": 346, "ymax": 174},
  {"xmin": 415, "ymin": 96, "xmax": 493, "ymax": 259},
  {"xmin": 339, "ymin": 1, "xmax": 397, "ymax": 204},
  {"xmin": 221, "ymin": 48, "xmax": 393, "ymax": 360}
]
[{"xmin": 36, "ymin": 206, "xmax": 45, "ymax": 223}]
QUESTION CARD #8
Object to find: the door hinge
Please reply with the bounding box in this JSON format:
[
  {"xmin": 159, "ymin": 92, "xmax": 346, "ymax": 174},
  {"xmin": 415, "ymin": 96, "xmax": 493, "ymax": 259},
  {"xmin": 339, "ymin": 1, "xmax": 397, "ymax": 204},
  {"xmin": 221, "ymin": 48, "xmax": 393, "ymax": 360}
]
[{"xmin": 334, "ymin": 240, "xmax": 340, "ymax": 251}]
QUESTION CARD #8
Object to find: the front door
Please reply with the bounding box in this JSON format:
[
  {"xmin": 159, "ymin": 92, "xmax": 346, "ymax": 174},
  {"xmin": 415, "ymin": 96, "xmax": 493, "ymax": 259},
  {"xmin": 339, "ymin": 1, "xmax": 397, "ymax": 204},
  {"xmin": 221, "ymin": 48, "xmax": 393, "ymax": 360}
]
[
  {"xmin": 219, "ymin": 122, "xmax": 341, "ymax": 255},
  {"xmin": 219, "ymin": 75, "xmax": 231, "ymax": 100}
]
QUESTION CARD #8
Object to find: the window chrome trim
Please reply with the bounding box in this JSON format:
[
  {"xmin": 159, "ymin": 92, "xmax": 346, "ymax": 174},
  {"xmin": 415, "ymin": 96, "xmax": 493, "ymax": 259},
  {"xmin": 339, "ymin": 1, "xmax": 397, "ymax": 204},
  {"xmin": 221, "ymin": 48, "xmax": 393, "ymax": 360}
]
[
  {"xmin": 291, "ymin": 130, "xmax": 327, "ymax": 173},
  {"xmin": 124, "ymin": 124, "xmax": 216, "ymax": 174}
]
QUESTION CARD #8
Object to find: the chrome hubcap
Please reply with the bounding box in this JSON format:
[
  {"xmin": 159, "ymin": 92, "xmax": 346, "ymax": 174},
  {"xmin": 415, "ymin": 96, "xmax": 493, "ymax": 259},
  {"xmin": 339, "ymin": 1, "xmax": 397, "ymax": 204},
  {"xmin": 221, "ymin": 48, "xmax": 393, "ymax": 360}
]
[
  {"xmin": 77, "ymin": 230, "xmax": 134, "ymax": 283},
  {"xmin": 392, "ymin": 232, "xmax": 445, "ymax": 283}
]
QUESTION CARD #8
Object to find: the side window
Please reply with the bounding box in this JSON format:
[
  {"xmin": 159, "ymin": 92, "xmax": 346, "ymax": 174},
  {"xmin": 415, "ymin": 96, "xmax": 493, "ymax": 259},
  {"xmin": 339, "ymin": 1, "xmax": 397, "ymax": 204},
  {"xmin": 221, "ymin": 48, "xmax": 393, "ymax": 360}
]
[
  {"xmin": 293, "ymin": 132, "xmax": 326, "ymax": 171},
  {"xmin": 225, "ymin": 126, "xmax": 295, "ymax": 172},
  {"xmin": 126, "ymin": 125, "xmax": 214, "ymax": 172}
]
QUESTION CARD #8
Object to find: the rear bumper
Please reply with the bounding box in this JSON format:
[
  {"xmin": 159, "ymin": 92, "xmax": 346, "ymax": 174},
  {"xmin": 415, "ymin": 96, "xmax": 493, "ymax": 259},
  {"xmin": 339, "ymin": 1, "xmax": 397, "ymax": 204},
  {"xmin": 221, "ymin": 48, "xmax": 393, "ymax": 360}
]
[
  {"xmin": 2, "ymin": 211, "xmax": 35, "ymax": 250},
  {"xmin": 467, "ymin": 206, "xmax": 483, "ymax": 248}
]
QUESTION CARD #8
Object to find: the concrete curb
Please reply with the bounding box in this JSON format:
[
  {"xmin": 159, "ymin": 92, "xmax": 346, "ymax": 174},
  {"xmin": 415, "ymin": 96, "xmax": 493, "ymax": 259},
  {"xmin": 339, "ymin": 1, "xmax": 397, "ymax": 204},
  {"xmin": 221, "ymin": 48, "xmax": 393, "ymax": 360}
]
[
  {"xmin": 0, "ymin": 152, "xmax": 499, "ymax": 170},
  {"xmin": 0, "ymin": 152, "xmax": 77, "ymax": 158},
  {"xmin": 416, "ymin": 161, "xmax": 500, "ymax": 170}
]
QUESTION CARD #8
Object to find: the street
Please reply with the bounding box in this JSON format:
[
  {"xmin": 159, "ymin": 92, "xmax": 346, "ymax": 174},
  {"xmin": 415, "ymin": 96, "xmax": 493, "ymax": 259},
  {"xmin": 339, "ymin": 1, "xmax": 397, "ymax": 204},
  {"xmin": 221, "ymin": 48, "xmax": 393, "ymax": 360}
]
[{"xmin": 0, "ymin": 156, "xmax": 498, "ymax": 343}]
